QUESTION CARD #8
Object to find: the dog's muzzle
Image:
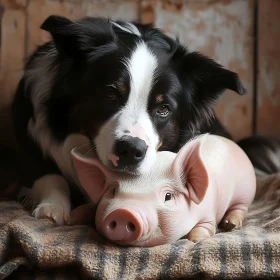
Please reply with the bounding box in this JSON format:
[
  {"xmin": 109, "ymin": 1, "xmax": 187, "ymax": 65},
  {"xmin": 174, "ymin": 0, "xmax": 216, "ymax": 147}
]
[{"xmin": 113, "ymin": 135, "xmax": 148, "ymax": 168}]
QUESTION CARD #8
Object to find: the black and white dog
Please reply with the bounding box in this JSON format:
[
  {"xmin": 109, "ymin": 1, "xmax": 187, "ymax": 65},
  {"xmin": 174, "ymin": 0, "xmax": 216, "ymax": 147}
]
[{"xmin": 12, "ymin": 16, "xmax": 245, "ymax": 225}]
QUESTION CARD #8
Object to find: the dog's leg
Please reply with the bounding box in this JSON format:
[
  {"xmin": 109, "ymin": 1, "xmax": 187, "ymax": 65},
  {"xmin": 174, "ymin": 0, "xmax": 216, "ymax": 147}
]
[{"xmin": 32, "ymin": 174, "xmax": 71, "ymax": 225}]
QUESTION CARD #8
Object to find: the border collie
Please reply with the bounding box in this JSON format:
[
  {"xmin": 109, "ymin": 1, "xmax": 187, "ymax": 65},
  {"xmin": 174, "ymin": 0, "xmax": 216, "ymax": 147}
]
[{"xmin": 12, "ymin": 16, "xmax": 245, "ymax": 225}]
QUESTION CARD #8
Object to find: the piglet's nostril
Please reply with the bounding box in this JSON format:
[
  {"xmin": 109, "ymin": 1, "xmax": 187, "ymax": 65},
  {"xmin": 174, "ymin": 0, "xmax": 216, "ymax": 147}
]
[
  {"xmin": 109, "ymin": 221, "xmax": 117, "ymax": 230},
  {"xmin": 127, "ymin": 222, "xmax": 136, "ymax": 232}
]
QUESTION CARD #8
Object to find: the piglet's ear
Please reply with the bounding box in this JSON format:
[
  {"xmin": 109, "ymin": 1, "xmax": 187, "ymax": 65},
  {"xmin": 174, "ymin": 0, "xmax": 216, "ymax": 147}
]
[
  {"xmin": 71, "ymin": 147, "xmax": 112, "ymax": 205},
  {"xmin": 172, "ymin": 135, "xmax": 209, "ymax": 205}
]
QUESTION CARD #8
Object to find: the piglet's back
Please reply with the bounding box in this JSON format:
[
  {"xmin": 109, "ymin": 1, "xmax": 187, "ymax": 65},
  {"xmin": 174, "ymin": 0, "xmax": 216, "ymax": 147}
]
[{"xmin": 200, "ymin": 135, "xmax": 256, "ymax": 219}]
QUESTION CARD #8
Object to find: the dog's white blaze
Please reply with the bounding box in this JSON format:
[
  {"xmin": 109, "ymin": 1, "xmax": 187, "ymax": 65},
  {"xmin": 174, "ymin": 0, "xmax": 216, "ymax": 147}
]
[
  {"xmin": 112, "ymin": 21, "xmax": 141, "ymax": 36},
  {"xmin": 115, "ymin": 42, "xmax": 158, "ymax": 141},
  {"xmin": 95, "ymin": 42, "xmax": 159, "ymax": 173},
  {"xmin": 119, "ymin": 43, "xmax": 159, "ymax": 172},
  {"xmin": 127, "ymin": 42, "xmax": 157, "ymax": 109}
]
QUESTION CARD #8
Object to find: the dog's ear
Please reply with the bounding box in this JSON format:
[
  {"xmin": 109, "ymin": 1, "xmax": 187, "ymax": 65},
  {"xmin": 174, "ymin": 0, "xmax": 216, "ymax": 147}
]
[
  {"xmin": 41, "ymin": 15, "xmax": 117, "ymax": 59},
  {"xmin": 173, "ymin": 49, "xmax": 246, "ymax": 112}
]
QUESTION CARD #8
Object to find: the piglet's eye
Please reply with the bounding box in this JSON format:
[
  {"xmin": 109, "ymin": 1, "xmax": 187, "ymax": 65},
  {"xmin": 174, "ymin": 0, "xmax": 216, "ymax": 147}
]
[
  {"xmin": 108, "ymin": 182, "xmax": 119, "ymax": 198},
  {"xmin": 112, "ymin": 187, "xmax": 116, "ymax": 196},
  {"xmin": 165, "ymin": 193, "xmax": 172, "ymax": 202}
]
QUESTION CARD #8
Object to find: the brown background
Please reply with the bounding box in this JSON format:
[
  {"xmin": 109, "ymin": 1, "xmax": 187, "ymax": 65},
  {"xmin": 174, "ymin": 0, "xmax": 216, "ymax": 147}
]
[{"xmin": 0, "ymin": 0, "xmax": 279, "ymax": 147}]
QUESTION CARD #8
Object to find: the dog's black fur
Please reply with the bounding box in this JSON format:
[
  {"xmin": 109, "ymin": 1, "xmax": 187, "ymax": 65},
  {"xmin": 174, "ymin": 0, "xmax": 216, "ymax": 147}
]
[
  {"xmin": 238, "ymin": 136, "xmax": 280, "ymax": 176},
  {"xmin": 12, "ymin": 16, "xmax": 245, "ymax": 212}
]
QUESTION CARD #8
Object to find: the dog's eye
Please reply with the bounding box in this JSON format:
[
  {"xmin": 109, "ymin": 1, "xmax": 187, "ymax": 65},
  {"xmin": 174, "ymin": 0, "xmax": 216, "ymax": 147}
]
[
  {"xmin": 165, "ymin": 193, "xmax": 172, "ymax": 202},
  {"xmin": 157, "ymin": 105, "xmax": 170, "ymax": 117},
  {"xmin": 106, "ymin": 91, "xmax": 118, "ymax": 101}
]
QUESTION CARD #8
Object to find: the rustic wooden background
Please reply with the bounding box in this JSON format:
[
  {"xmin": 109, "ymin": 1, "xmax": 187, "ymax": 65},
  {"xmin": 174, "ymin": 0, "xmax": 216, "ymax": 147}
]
[{"xmin": 0, "ymin": 0, "xmax": 279, "ymax": 147}]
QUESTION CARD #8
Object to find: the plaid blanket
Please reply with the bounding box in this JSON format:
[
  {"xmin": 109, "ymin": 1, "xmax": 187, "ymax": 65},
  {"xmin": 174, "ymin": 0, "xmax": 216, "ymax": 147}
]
[{"xmin": 1, "ymin": 174, "xmax": 280, "ymax": 280}]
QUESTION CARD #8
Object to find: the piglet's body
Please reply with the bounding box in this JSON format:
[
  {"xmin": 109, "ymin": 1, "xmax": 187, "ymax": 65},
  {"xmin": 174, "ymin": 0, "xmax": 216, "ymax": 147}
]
[{"xmin": 72, "ymin": 134, "xmax": 256, "ymax": 246}]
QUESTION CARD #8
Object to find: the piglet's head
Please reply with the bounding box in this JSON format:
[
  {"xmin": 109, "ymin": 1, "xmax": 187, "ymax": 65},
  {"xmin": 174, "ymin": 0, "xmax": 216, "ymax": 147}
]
[
  {"xmin": 71, "ymin": 135, "xmax": 210, "ymax": 247},
  {"xmin": 172, "ymin": 135, "xmax": 209, "ymax": 205},
  {"xmin": 71, "ymin": 146, "xmax": 114, "ymax": 206}
]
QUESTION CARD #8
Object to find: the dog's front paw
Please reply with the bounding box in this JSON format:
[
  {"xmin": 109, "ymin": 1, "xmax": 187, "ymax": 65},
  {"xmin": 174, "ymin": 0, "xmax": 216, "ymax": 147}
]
[{"xmin": 33, "ymin": 203, "xmax": 70, "ymax": 225}]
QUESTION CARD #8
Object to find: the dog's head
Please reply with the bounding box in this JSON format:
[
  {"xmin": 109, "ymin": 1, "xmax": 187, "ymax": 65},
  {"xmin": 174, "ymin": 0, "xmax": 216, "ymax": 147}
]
[{"xmin": 42, "ymin": 15, "xmax": 246, "ymax": 175}]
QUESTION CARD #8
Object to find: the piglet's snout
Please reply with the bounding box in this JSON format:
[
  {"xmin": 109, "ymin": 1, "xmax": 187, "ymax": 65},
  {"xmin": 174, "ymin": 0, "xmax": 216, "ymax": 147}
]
[{"xmin": 104, "ymin": 208, "xmax": 143, "ymax": 242}]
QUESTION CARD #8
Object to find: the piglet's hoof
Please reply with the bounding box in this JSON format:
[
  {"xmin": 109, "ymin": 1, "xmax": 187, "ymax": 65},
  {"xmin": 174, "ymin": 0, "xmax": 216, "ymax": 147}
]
[
  {"xmin": 187, "ymin": 227, "xmax": 211, "ymax": 243},
  {"xmin": 221, "ymin": 210, "xmax": 244, "ymax": 231},
  {"xmin": 222, "ymin": 219, "xmax": 237, "ymax": 231},
  {"xmin": 188, "ymin": 235, "xmax": 206, "ymax": 243}
]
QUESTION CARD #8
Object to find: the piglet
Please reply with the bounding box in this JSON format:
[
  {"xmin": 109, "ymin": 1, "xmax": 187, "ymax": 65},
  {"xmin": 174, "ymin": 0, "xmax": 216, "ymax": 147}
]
[{"xmin": 71, "ymin": 134, "xmax": 256, "ymax": 246}]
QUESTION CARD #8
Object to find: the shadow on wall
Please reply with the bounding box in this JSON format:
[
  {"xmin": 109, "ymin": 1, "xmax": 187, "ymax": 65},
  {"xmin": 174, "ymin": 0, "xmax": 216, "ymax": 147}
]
[
  {"xmin": 0, "ymin": 104, "xmax": 15, "ymax": 147},
  {"xmin": 0, "ymin": 143, "xmax": 18, "ymax": 200}
]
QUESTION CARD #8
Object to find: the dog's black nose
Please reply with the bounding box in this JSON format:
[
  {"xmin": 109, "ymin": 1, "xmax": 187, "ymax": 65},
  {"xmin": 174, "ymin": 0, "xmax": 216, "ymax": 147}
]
[{"xmin": 114, "ymin": 136, "xmax": 148, "ymax": 166}]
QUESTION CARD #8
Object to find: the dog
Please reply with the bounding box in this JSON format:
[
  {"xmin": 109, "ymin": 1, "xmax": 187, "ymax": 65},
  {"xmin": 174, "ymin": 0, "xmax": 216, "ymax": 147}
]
[{"xmin": 12, "ymin": 15, "xmax": 245, "ymax": 225}]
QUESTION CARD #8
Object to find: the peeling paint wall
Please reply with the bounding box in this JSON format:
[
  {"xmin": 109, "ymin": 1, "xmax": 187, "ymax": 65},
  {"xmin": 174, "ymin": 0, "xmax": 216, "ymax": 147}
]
[
  {"xmin": 0, "ymin": 0, "xmax": 279, "ymax": 146},
  {"xmin": 140, "ymin": 0, "xmax": 254, "ymax": 141},
  {"xmin": 0, "ymin": 0, "xmax": 27, "ymax": 146},
  {"xmin": 27, "ymin": 0, "xmax": 140, "ymax": 54},
  {"xmin": 257, "ymin": 0, "xmax": 280, "ymax": 137}
]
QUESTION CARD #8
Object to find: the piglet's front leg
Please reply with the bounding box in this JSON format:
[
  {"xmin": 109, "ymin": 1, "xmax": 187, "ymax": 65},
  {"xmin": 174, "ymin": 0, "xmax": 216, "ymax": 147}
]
[
  {"xmin": 187, "ymin": 222, "xmax": 215, "ymax": 243},
  {"xmin": 69, "ymin": 203, "xmax": 97, "ymax": 226}
]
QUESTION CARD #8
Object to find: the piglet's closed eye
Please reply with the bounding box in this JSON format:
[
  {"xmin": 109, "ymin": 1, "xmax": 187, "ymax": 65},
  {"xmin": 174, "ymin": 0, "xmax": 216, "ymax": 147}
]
[
  {"xmin": 71, "ymin": 147, "xmax": 112, "ymax": 205},
  {"xmin": 172, "ymin": 135, "xmax": 209, "ymax": 205}
]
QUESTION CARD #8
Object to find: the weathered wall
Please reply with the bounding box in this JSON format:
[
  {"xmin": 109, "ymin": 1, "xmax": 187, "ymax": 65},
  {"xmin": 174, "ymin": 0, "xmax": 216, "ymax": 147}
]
[
  {"xmin": 0, "ymin": 0, "xmax": 27, "ymax": 146},
  {"xmin": 0, "ymin": 0, "xmax": 279, "ymax": 146},
  {"xmin": 141, "ymin": 0, "xmax": 254, "ymax": 141},
  {"xmin": 257, "ymin": 0, "xmax": 280, "ymax": 137}
]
